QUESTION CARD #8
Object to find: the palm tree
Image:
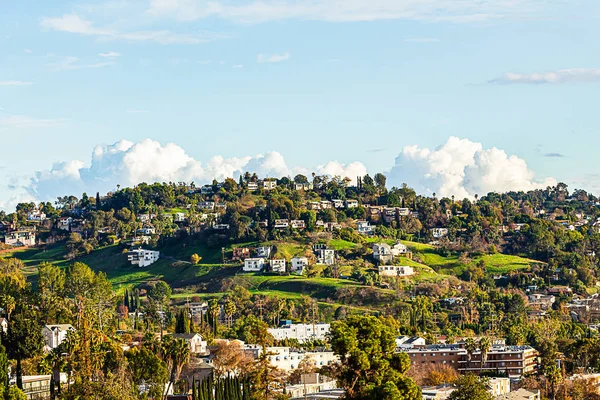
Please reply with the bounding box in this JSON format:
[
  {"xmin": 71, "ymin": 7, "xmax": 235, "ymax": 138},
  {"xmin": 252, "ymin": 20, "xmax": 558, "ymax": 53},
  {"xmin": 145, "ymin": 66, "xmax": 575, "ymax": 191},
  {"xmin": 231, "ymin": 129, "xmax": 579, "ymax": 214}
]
[
  {"xmin": 163, "ymin": 337, "xmax": 191, "ymax": 399},
  {"xmin": 464, "ymin": 338, "xmax": 477, "ymax": 371},
  {"xmin": 43, "ymin": 347, "xmax": 65, "ymax": 400},
  {"xmin": 479, "ymin": 337, "xmax": 492, "ymax": 372},
  {"xmin": 224, "ymin": 300, "xmax": 236, "ymax": 328},
  {"xmin": 1, "ymin": 295, "xmax": 15, "ymax": 321},
  {"xmin": 208, "ymin": 299, "xmax": 220, "ymax": 334}
]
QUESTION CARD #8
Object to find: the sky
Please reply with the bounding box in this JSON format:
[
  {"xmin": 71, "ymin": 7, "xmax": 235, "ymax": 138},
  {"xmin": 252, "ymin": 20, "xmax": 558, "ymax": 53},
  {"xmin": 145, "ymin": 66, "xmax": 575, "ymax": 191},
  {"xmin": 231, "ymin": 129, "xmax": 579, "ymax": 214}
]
[{"xmin": 1, "ymin": 0, "xmax": 600, "ymax": 210}]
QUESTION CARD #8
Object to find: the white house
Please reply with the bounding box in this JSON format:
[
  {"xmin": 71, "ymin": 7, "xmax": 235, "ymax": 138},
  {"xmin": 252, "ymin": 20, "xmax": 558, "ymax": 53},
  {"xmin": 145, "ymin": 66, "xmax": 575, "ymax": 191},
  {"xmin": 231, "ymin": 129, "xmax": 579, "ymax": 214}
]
[
  {"xmin": 356, "ymin": 220, "xmax": 373, "ymax": 235},
  {"xmin": 345, "ymin": 199, "xmax": 359, "ymax": 208},
  {"xmin": 378, "ymin": 265, "xmax": 414, "ymax": 277},
  {"xmin": 430, "ymin": 228, "xmax": 449, "ymax": 238},
  {"xmin": 57, "ymin": 217, "xmax": 73, "ymax": 231},
  {"xmin": 372, "ymin": 243, "xmax": 394, "ymax": 263},
  {"xmin": 174, "ymin": 212, "xmax": 186, "ymax": 222},
  {"xmin": 43, "ymin": 324, "xmax": 75, "ymax": 350},
  {"xmin": 247, "ymin": 182, "xmax": 259, "ymax": 191},
  {"xmin": 244, "ymin": 258, "xmax": 266, "ymax": 272},
  {"xmin": 295, "ymin": 183, "xmax": 313, "ymax": 191},
  {"xmin": 171, "ymin": 333, "xmax": 208, "ymax": 355},
  {"xmin": 395, "ymin": 336, "xmax": 426, "ymax": 350},
  {"xmin": 332, "ymin": 199, "xmax": 345, "ymax": 209},
  {"xmin": 268, "ymin": 323, "xmax": 331, "ymax": 343},
  {"xmin": 291, "ymin": 257, "xmax": 309, "ymax": 274},
  {"xmin": 256, "ymin": 246, "xmax": 272, "ymax": 258},
  {"xmin": 0, "ymin": 317, "xmax": 7, "ymax": 334},
  {"xmin": 27, "ymin": 210, "xmax": 46, "ymax": 222},
  {"xmin": 198, "ymin": 201, "xmax": 216, "ymax": 210},
  {"xmin": 270, "ymin": 259, "xmax": 287, "ymax": 273},
  {"xmin": 136, "ymin": 227, "xmax": 156, "ymax": 235},
  {"xmin": 320, "ymin": 200, "xmax": 333, "ymax": 209},
  {"xmin": 4, "ymin": 231, "xmax": 36, "ymax": 246},
  {"xmin": 245, "ymin": 346, "xmax": 339, "ymax": 372},
  {"xmin": 128, "ymin": 249, "xmax": 160, "ymax": 267},
  {"xmin": 315, "ymin": 249, "xmax": 335, "ymax": 266},
  {"xmin": 274, "ymin": 219, "xmax": 290, "ymax": 229},
  {"xmin": 213, "ymin": 224, "xmax": 230, "ymax": 230},
  {"xmin": 290, "ymin": 220, "xmax": 306, "ymax": 229},
  {"xmin": 263, "ymin": 180, "xmax": 278, "ymax": 190}
]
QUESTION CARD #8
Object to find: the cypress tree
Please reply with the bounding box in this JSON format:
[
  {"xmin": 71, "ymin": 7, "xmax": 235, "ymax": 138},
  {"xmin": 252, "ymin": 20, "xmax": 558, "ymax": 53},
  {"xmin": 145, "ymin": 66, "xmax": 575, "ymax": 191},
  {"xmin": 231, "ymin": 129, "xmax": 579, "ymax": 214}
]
[
  {"xmin": 124, "ymin": 289, "xmax": 129, "ymax": 310},
  {"xmin": 192, "ymin": 377, "xmax": 197, "ymax": 400},
  {"xmin": 96, "ymin": 192, "xmax": 101, "ymax": 210}
]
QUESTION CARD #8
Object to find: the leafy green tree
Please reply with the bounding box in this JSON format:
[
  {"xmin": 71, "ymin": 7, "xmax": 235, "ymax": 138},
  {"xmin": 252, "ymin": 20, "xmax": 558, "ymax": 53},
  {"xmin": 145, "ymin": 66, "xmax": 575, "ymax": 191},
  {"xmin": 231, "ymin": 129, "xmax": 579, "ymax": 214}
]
[
  {"xmin": 330, "ymin": 315, "xmax": 421, "ymax": 399},
  {"xmin": 0, "ymin": 343, "xmax": 8, "ymax": 397},
  {"xmin": 127, "ymin": 346, "xmax": 169, "ymax": 399},
  {"xmin": 5, "ymin": 309, "xmax": 44, "ymax": 389},
  {"xmin": 6, "ymin": 386, "xmax": 28, "ymax": 400},
  {"xmin": 148, "ymin": 281, "xmax": 172, "ymax": 305},
  {"xmin": 448, "ymin": 374, "xmax": 492, "ymax": 400}
]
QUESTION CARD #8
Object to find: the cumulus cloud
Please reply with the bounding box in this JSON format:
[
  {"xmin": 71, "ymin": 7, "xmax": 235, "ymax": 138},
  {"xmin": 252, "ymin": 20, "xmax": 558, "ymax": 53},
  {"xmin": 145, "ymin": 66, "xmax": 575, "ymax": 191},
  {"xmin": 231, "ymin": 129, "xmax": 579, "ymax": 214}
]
[
  {"xmin": 490, "ymin": 68, "xmax": 600, "ymax": 84},
  {"xmin": 387, "ymin": 137, "xmax": 555, "ymax": 199},
  {"xmin": 257, "ymin": 52, "xmax": 291, "ymax": 63},
  {"xmin": 1, "ymin": 139, "xmax": 367, "ymax": 210},
  {"xmin": 41, "ymin": 13, "xmax": 227, "ymax": 45}
]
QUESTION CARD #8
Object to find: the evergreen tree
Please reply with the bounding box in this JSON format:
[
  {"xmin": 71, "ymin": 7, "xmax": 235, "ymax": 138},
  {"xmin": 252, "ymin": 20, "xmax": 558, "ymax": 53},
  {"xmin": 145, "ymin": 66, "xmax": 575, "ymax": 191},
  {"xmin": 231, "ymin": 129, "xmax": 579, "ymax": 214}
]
[
  {"xmin": 124, "ymin": 289, "xmax": 130, "ymax": 310},
  {"xmin": 0, "ymin": 343, "xmax": 8, "ymax": 397},
  {"xmin": 96, "ymin": 192, "xmax": 101, "ymax": 210}
]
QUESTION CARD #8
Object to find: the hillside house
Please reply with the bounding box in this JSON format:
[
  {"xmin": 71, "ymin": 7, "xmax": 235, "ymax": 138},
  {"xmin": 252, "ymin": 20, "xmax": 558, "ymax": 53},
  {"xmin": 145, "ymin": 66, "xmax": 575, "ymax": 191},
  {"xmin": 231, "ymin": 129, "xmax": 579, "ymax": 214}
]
[
  {"xmin": 263, "ymin": 180, "xmax": 278, "ymax": 190},
  {"xmin": 345, "ymin": 199, "xmax": 359, "ymax": 208},
  {"xmin": 0, "ymin": 221, "xmax": 16, "ymax": 232},
  {"xmin": 136, "ymin": 227, "xmax": 156, "ymax": 235},
  {"xmin": 356, "ymin": 220, "xmax": 373, "ymax": 235},
  {"xmin": 291, "ymin": 257, "xmax": 309, "ymax": 274},
  {"xmin": 0, "ymin": 318, "xmax": 7, "ymax": 333},
  {"xmin": 57, "ymin": 217, "xmax": 73, "ymax": 231},
  {"xmin": 315, "ymin": 248, "xmax": 335, "ymax": 266},
  {"xmin": 198, "ymin": 201, "xmax": 216, "ymax": 210},
  {"xmin": 378, "ymin": 265, "xmax": 414, "ymax": 277},
  {"xmin": 171, "ymin": 333, "xmax": 208, "ymax": 355},
  {"xmin": 295, "ymin": 183, "xmax": 313, "ymax": 191},
  {"xmin": 268, "ymin": 323, "xmax": 331, "ymax": 343},
  {"xmin": 308, "ymin": 202, "xmax": 321, "ymax": 210},
  {"xmin": 213, "ymin": 224, "xmax": 230, "ymax": 230},
  {"xmin": 138, "ymin": 213, "xmax": 156, "ymax": 222},
  {"xmin": 290, "ymin": 220, "xmax": 306, "ymax": 229},
  {"xmin": 43, "ymin": 324, "xmax": 75, "ymax": 350},
  {"xmin": 373, "ymin": 243, "xmax": 395, "ymax": 263},
  {"xmin": 332, "ymin": 199, "xmax": 344, "ymax": 209},
  {"xmin": 270, "ymin": 259, "xmax": 287, "ymax": 273},
  {"xmin": 247, "ymin": 182, "xmax": 259, "ymax": 191},
  {"xmin": 274, "ymin": 219, "xmax": 290, "ymax": 229},
  {"xmin": 256, "ymin": 246, "xmax": 272, "ymax": 258},
  {"xmin": 430, "ymin": 228, "xmax": 449, "ymax": 238},
  {"xmin": 174, "ymin": 212, "xmax": 186, "ymax": 222},
  {"xmin": 128, "ymin": 249, "xmax": 160, "ymax": 267},
  {"xmin": 200, "ymin": 185, "xmax": 213, "ymax": 195},
  {"xmin": 244, "ymin": 258, "xmax": 266, "ymax": 272},
  {"xmin": 320, "ymin": 200, "xmax": 333, "ymax": 209},
  {"xmin": 232, "ymin": 247, "xmax": 251, "ymax": 260},
  {"xmin": 4, "ymin": 230, "xmax": 36, "ymax": 246},
  {"xmin": 27, "ymin": 210, "xmax": 46, "ymax": 222}
]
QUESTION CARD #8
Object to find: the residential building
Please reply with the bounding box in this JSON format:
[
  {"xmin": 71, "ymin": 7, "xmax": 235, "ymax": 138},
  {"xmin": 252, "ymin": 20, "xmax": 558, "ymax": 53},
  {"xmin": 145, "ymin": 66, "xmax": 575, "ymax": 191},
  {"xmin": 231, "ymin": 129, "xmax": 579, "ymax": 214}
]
[
  {"xmin": 171, "ymin": 333, "xmax": 208, "ymax": 355},
  {"xmin": 395, "ymin": 336, "xmax": 426, "ymax": 350},
  {"xmin": 290, "ymin": 220, "xmax": 306, "ymax": 229},
  {"xmin": 268, "ymin": 323, "xmax": 331, "ymax": 343},
  {"xmin": 263, "ymin": 180, "xmax": 278, "ymax": 190},
  {"xmin": 295, "ymin": 182, "xmax": 313, "ymax": 191},
  {"xmin": 213, "ymin": 224, "xmax": 230, "ymax": 230},
  {"xmin": 245, "ymin": 346, "xmax": 339, "ymax": 372},
  {"xmin": 198, "ymin": 201, "xmax": 216, "ymax": 210},
  {"xmin": 528, "ymin": 294, "xmax": 556, "ymax": 310},
  {"xmin": 174, "ymin": 212, "xmax": 186, "ymax": 222},
  {"xmin": 495, "ymin": 389, "xmax": 541, "ymax": 400},
  {"xmin": 0, "ymin": 221, "xmax": 16, "ymax": 232},
  {"xmin": 320, "ymin": 200, "xmax": 333, "ymax": 209},
  {"xmin": 200, "ymin": 185, "xmax": 213, "ymax": 195},
  {"xmin": 18, "ymin": 374, "xmax": 68, "ymax": 400},
  {"xmin": 356, "ymin": 220, "xmax": 373, "ymax": 235},
  {"xmin": 128, "ymin": 249, "xmax": 160, "ymax": 267},
  {"xmin": 332, "ymin": 199, "xmax": 345, "ymax": 209},
  {"xmin": 247, "ymin": 182, "xmax": 259, "ymax": 191},
  {"xmin": 138, "ymin": 213, "xmax": 156, "ymax": 222},
  {"xmin": 372, "ymin": 243, "xmax": 394, "ymax": 263},
  {"xmin": 430, "ymin": 228, "xmax": 449, "ymax": 238},
  {"xmin": 286, "ymin": 374, "xmax": 338, "ymax": 399},
  {"xmin": 136, "ymin": 227, "xmax": 156, "ymax": 235},
  {"xmin": 244, "ymin": 258, "xmax": 266, "ymax": 272},
  {"xmin": 4, "ymin": 230, "xmax": 36, "ymax": 246},
  {"xmin": 378, "ymin": 265, "xmax": 414, "ymax": 277},
  {"xmin": 43, "ymin": 324, "xmax": 75, "ymax": 349},
  {"xmin": 308, "ymin": 202, "xmax": 321, "ymax": 210},
  {"xmin": 57, "ymin": 217, "xmax": 73, "ymax": 231},
  {"xmin": 232, "ymin": 247, "xmax": 251, "ymax": 260},
  {"xmin": 27, "ymin": 210, "xmax": 46, "ymax": 222},
  {"xmin": 315, "ymin": 248, "xmax": 335, "ymax": 266},
  {"xmin": 256, "ymin": 246, "xmax": 272, "ymax": 258},
  {"xmin": 274, "ymin": 219, "xmax": 290, "ymax": 229},
  {"xmin": 188, "ymin": 302, "xmax": 208, "ymax": 318},
  {"xmin": 0, "ymin": 317, "xmax": 7, "ymax": 333},
  {"xmin": 291, "ymin": 257, "xmax": 309, "ymax": 274},
  {"xmin": 345, "ymin": 199, "xmax": 359, "ymax": 208},
  {"xmin": 270, "ymin": 259, "xmax": 286, "ymax": 273},
  {"xmin": 421, "ymin": 385, "xmax": 456, "ymax": 400}
]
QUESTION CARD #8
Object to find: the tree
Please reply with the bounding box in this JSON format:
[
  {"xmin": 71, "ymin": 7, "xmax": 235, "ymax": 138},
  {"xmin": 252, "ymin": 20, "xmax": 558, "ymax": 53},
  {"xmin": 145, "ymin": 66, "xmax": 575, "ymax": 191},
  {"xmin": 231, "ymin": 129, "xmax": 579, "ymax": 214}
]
[
  {"xmin": 191, "ymin": 254, "xmax": 202, "ymax": 264},
  {"xmin": 464, "ymin": 338, "xmax": 477, "ymax": 368},
  {"xmin": 163, "ymin": 336, "xmax": 190, "ymax": 396},
  {"xmin": 127, "ymin": 346, "xmax": 169, "ymax": 400},
  {"xmin": 225, "ymin": 300, "xmax": 237, "ymax": 328},
  {"xmin": 448, "ymin": 374, "xmax": 492, "ymax": 400},
  {"xmin": 0, "ymin": 343, "xmax": 8, "ymax": 397},
  {"xmin": 478, "ymin": 337, "xmax": 491, "ymax": 371},
  {"xmin": 5, "ymin": 309, "xmax": 44, "ymax": 389},
  {"xmin": 330, "ymin": 315, "xmax": 421, "ymax": 399},
  {"xmin": 148, "ymin": 281, "xmax": 172, "ymax": 305},
  {"xmin": 212, "ymin": 340, "xmax": 252, "ymax": 379},
  {"xmin": 6, "ymin": 386, "xmax": 28, "ymax": 400}
]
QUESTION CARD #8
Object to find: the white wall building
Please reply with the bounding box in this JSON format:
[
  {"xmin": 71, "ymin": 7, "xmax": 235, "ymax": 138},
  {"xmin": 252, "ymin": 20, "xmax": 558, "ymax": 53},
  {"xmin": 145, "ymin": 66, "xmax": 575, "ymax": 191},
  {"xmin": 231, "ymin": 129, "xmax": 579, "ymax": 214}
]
[
  {"xmin": 430, "ymin": 228, "xmax": 449, "ymax": 238},
  {"xmin": 270, "ymin": 259, "xmax": 286, "ymax": 273},
  {"xmin": 268, "ymin": 323, "xmax": 331, "ymax": 343},
  {"xmin": 27, "ymin": 210, "xmax": 46, "ymax": 222},
  {"xmin": 128, "ymin": 249, "xmax": 160, "ymax": 267},
  {"xmin": 174, "ymin": 212, "xmax": 186, "ymax": 222},
  {"xmin": 291, "ymin": 257, "xmax": 309, "ymax": 274},
  {"xmin": 378, "ymin": 265, "xmax": 414, "ymax": 277},
  {"xmin": 315, "ymin": 249, "xmax": 335, "ymax": 266},
  {"xmin": 244, "ymin": 258, "xmax": 266, "ymax": 272},
  {"xmin": 245, "ymin": 346, "xmax": 339, "ymax": 372},
  {"xmin": 4, "ymin": 231, "xmax": 36, "ymax": 246},
  {"xmin": 43, "ymin": 324, "xmax": 75, "ymax": 350}
]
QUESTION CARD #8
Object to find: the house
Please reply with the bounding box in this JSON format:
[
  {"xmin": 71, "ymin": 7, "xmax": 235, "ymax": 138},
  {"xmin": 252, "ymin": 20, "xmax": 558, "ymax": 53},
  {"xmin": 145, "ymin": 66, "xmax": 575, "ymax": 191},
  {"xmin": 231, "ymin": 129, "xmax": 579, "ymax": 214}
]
[
  {"xmin": 270, "ymin": 259, "xmax": 287, "ymax": 273},
  {"xmin": 27, "ymin": 210, "xmax": 46, "ymax": 222},
  {"xmin": 213, "ymin": 224, "xmax": 230, "ymax": 230},
  {"xmin": 245, "ymin": 346, "xmax": 339, "ymax": 372},
  {"xmin": 286, "ymin": 373, "xmax": 338, "ymax": 399},
  {"xmin": 4, "ymin": 230, "xmax": 36, "ymax": 246},
  {"xmin": 395, "ymin": 336, "xmax": 426, "ymax": 350},
  {"xmin": 136, "ymin": 227, "xmax": 156, "ymax": 235},
  {"xmin": 268, "ymin": 323, "xmax": 331, "ymax": 343},
  {"xmin": 495, "ymin": 389, "xmax": 541, "ymax": 400},
  {"xmin": 200, "ymin": 185, "xmax": 213, "ymax": 195},
  {"xmin": 18, "ymin": 374, "xmax": 68, "ymax": 400},
  {"xmin": 356, "ymin": 220, "xmax": 373, "ymax": 235},
  {"xmin": 274, "ymin": 219, "xmax": 290, "ymax": 229},
  {"xmin": 0, "ymin": 221, "xmax": 16, "ymax": 232},
  {"xmin": 291, "ymin": 257, "xmax": 309, "ymax": 274},
  {"xmin": 344, "ymin": 199, "xmax": 359, "ymax": 208},
  {"xmin": 547, "ymin": 286, "xmax": 573, "ymax": 295},
  {"xmin": 378, "ymin": 265, "xmax": 414, "ymax": 277},
  {"xmin": 174, "ymin": 212, "xmax": 186, "ymax": 222},
  {"xmin": 198, "ymin": 201, "xmax": 216, "ymax": 210},
  {"xmin": 57, "ymin": 217, "xmax": 73, "ymax": 231},
  {"xmin": 290, "ymin": 220, "xmax": 306, "ymax": 229},
  {"xmin": 0, "ymin": 317, "xmax": 7, "ymax": 333},
  {"xmin": 430, "ymin": 228, "xmax": 449, "ymax": 238},
  {"xmin": 323, "ymin": 222, "xmax": 342, "ymax": 231},
  {"xmin": 256, "ymin": 246, "xmax": 272, "ymax": 258},
  {"xmin": 373, "ymin": 243, "xmax": 394, "ymax": 263},
  {"xmin": 232, "ymin": 247, "xmax": 251, "ymax": 260},
  {"xmin": 244, "ymin": 258, "xmax": 266, "ymax": 272},
  {"xmin": 263, "ymin": 180, "xmax": 278, "ymax": 190},
  {"xmin": 188, "ymin": 302, "xmax": 208, "ymax": 318},
  {"xmin": 138, "ymin": 213, "xmax": 156, "ymax": 222},
  {"xmin": 528, "ymin": 294, "xmax": 556, "ymax": 310},
  {"xmin": 320, "ymin": 200, "xmax": 333, "ymax": 209},
  {"xmin": 332, "ymin": 199, "xmax": 344, "ymax": 209},
  {"xmin": 128, "ymin": 249, "xmax": 160, "ymax": 267},
  {"xmin": 258, "ymin": 219, "xmax": 269, "ymax": 228},
  {"xmin": 171, "ymin": 333, "xmax": 208, "ymax": 355},
  {"xmin": 247, "ymin": 182, "xmax": 259, "ymax": 191},
  {"xmin": 315, "ymin": 248, "xmax": 335, "ymax": 266},
  {"xmin": 42, "ymin": 324, "xmax": 75, "ymax": 349},
  {"xmin": 308, "ymin": 202, "xmax": 321, "ymax": 210},
  {"xmin": 295, "ymin": 183, "xmax": 313, "ymax": 191}
]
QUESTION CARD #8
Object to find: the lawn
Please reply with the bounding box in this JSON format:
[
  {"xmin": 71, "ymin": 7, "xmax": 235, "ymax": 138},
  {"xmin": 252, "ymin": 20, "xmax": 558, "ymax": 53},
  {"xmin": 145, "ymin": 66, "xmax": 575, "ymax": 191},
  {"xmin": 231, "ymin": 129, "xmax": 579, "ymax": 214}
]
[{"xmin": 327, "ymin": 239, "xmax": 358, "ymax": 251}]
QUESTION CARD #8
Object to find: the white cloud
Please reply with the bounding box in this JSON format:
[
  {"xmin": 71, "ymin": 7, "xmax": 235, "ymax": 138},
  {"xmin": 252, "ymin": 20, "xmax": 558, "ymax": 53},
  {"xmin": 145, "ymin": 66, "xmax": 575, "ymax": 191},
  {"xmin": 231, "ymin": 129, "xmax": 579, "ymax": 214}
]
[
  {"xmin": 0, "ymin": 80, "xmax": 33, "ymax": 86},
  {"xmin": 387, "ymin": 137, "xmax": 556, "ymax": 199},
  {"xmin": 490, "ymin": 68, "xmax": 600, "ymax": 84},
  {"xmin": 147, "ymin": 0, "xmax": 544, "ymax": 24},
  {"xmin": 257, "ymin": 52, "xmax": 291, "ymax": 63},
  {"xmin": 99, "ymin": 51, "xmax": 121, "ymax": 58},
  {"xmin": 40, "ymin": 13, "xmax": 227, "ymax": 45},
  {"xmin": 24, "ymin": 49, "xmax": 33, "ymax": 54},
  {"xmin": 232, "ymin": 64, "xmax": 244, "ymax": 68},
  {"xmin": 198, "ymin": 60, "xmax": 212, "ymax": 65},
  {"xmin": 49, "ymin": 56, "xmax": 114, "ymax": 71},
  {"xmin": 0, "ymin": 115, "xmax": 67, "ymax": 129},
  {"xmin": 1, "ymin": 139, "xmax": 368, "ymax": 210}
]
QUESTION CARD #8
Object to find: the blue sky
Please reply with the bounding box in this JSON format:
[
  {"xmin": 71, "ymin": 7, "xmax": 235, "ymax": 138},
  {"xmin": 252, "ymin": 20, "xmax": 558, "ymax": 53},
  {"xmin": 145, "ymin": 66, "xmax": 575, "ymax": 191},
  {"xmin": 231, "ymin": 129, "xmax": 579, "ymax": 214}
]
[{"xmin": 1, "ymin": 0, "xmax": 600, "ymax": 209}]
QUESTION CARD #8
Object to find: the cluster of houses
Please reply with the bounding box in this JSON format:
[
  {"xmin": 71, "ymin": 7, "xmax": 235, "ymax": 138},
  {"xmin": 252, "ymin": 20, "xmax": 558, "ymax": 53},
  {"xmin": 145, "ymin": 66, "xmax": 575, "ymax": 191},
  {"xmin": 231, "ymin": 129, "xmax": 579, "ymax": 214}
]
[
  {"xmin": 127, "ymin": 248, "xmax": 161, "ymax": 267},
  {"xmin": 241, "ymin": 245, "xmax": 313, "ymax": 274}
]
